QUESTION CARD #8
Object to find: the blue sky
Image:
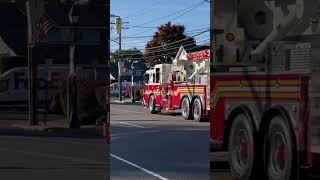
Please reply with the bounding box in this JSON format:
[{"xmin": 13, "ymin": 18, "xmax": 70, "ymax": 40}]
[{"xmin": 110, "ymin": 0, "xmax": 210, "ymax": 52}]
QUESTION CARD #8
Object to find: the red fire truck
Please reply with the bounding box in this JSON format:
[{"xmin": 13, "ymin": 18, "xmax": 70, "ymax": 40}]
[
  {"xmin": 211, "ymin": 0, "xmax": 320, "ymax": 179},
  {"xmin": 142, "ymin": 45, "xmax": 210, "ymax": 122}
]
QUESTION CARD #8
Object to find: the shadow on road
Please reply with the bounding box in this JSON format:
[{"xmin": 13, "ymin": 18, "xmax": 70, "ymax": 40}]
[{"xmin": 0, "ymin": 126, "xmax": 104, "ymax": 140}]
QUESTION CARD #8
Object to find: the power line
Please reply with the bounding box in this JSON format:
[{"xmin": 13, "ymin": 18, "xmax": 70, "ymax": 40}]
[
  {"xmin": 119, "ymin": 32, "xmax": 207, "ymax": 50},
  {"xmin": 127, "ymin": 1, "xmax": 206, "ymax": 37},
  {"xmin": 111, "ymin": 29, "xmax": 209, "ymax": 50},
  {"xmin": 127, "ymin": 1, "xmax": 205, "ymax": 30},
  {"xmin": 124, "ymin": 43, "xmax": 210, "ymax": 60},
  {"xmin": 111, "ymin": 30, "xmax": 209, "ymax": 52},
  {"xmin": 115, "ymin": 40, "xmax": 197, "ymax": 56},
  {"xmin": 111, "ymin": 38, "xmax": 209, "ymax": 56},
  {"xmin": 121, "ymin": 28, "xmax": 209, "ymax": 39},
  {"xmin": 123, "ymin": 27, "xmax": 210, "ymax": 44},
  {"xmin": 123, "ymin": 0, "xmax": 172, "ymax": 20},
  {"xmin": 144, "ymin": 29, "xmax": 209, "ymax": 50}
]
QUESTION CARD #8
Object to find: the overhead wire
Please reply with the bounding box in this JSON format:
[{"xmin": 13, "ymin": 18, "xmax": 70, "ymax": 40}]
[
  {"xmin": 110, "ymin": 29, "xmax": 209, "ymax": 52},
  {"xmin": 123, "ymin": 0, "xmax": 172, "ymax": 20},
  {"xmin": 128, "ymin": 0, "xmax": 205, "ymax": 29},
  {"xmin": 121, "ymin": 42, "xmax": 210, "ymax": 60},
  {"xmin": 118, "ymin": 34, "xmax": 210, "ymax": 51},
  {"xmin": 111, "ymin": 38, "xmax": 209, "ymax": 57},
  {"xmin": 126, "ymin": 0, "xmax": 206, "ymax": 37}
]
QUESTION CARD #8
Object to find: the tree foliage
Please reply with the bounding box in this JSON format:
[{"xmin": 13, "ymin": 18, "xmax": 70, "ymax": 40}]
[
  {"xmin": 145, "ymin": 22, "xmax": 195, "ymax": 67},
  {"xmin": 110, "ymin": 48, "xmax": 144, "ymax": 62}
]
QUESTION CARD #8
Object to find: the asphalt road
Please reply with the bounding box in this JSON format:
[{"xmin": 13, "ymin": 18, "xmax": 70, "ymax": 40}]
[
  {"xmin": 110, "ymin": 103, "xmax": 210, "ymax": 180},
  {"xmin": 210, "ymin": 151, "xmax": 320, "ymax": 180},
  {"xmin": 210, "ymin": 152, "xmax": 234, "ymax": 180},
  {"xmin": 0, "ymin": 114, "xmax": 108, "ymax": 180}
]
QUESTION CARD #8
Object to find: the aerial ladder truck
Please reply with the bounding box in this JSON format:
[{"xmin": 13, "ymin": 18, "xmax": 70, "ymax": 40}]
[{"xmin": 142, "ymin": 45, "xmax": 210, "ymax": 122}]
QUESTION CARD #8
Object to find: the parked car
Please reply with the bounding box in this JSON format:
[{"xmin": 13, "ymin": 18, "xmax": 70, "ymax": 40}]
[{"xmin": 110, "ymin": 82, "xmax": 131, "ymax": 97}]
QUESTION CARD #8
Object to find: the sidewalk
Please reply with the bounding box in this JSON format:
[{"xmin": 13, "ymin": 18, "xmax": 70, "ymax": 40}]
[
  {"xmin": 110, "ymin": 98, "xmax": 141, "ymax": 105},
  {"xmin": 0, "ymin": 113, "xmax": 104, "ymax": 138}
]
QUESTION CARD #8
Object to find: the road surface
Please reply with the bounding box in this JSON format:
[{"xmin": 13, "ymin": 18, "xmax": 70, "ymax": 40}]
[
  {"xmin": 210, "ymin": 151, "xmax": 320, "ymax": 180},
  {"xmin": 110, "ymin": 103, "xmax": 210, "ymax": 180},
  {"xmin": 0, "ymin": 113, "xmax": 108, "ymax": 180}
]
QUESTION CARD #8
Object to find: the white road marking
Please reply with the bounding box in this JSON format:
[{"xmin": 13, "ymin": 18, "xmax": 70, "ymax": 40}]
[
  {"xmin": 0, "ymin": 147, "xmax": 105, "ymax": 164},
  {"xmin": 119, "ymin": 122, "xmax": 145, "ymax": 128},
  {"xmin": 111, "ymin": 153, "xmax": 170, "ymax": 180}
]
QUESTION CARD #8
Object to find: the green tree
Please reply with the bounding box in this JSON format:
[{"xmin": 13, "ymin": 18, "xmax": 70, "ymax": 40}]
[
  {"xmin": 111, "ymin": 48, "xmax": 144, "ymax": 62},
  {"xmin": 145, "ymin": 22, "xmax": 195, "ymax": 67}
]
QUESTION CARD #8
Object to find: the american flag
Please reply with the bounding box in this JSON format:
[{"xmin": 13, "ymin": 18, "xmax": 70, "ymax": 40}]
[
  {"xmin": 118, "ymin": 61, "xmax": 127, "ymax": 75},
  {"xmin": 35, "ymin": 8, "xmax": 56, "ymax": 43}
]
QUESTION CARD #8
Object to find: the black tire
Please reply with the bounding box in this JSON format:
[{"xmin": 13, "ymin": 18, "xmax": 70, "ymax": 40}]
[
  {"xmin": 148, "ymin": 95, "xmax": 157, "ymax": 114},
  {"xmin": 181, "ymin": 97, "xmax": 192, "ymax": 120},
  {"xmin": 228, "ymin": 113, "xmax": 255, "ymax": 180},
  {"xmin": 193, "ymin": 98, "xmax": 204, "ymax": 122},
  {"xmin": 264, "ymin": 116, "xmax": 294, "ymax": 180}
]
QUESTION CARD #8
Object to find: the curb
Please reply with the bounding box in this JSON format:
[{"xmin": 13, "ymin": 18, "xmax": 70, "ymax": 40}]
[
  {"xmin": 110, "ymin": 100, "xmax": 141, "ymax": 105},
  {"xmin": 11, "ymin": 124, "xmax": 49, "ymax": 131}
]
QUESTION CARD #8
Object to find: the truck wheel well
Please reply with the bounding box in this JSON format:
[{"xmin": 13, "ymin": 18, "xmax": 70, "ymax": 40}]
[
  {"xmin": 191, "ymin": 96, "xmax": 201, "ymax": 104},
  {"xmin": 223, "ymin": 106, "xmax": 257, "ymax": 150}
]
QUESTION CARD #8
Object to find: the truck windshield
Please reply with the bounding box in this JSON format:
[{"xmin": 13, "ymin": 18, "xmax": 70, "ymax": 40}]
[{"xmin": 144, "ymin": 74, "xmax": 149, "ymax": 83}]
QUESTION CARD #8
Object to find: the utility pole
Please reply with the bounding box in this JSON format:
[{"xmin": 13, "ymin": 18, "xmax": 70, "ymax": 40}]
[
  {"xmin": 113, "ymin": 17, "xmax": 129, "ymax": 101},
  {"xmin": 118, "ymin": 24, "xmax": 122, "ymax": 101},
  {"xmin": 26, "ymin": 0, "xmax": 41, "ymax": 126},
  {"xmin": 68, "ymin": 3, "xmax": 80, "ymax": 128},
  {"xmin": 115, "ymin": 17, "xmax": 123, "ymax": 101}
]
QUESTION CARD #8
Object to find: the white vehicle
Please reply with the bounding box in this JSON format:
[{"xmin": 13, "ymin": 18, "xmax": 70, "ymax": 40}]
[
  {"xmin": 110, "ymin": 82, "xmax": 134, "ymax": 97},
  {"xmin": 0, "ymin": 65, "xmax": 107, "ymax": 108}
]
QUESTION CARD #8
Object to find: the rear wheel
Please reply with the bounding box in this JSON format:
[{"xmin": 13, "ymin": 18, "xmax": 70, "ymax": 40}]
[
  {"xmin": 228, "ymin": 113, "xmax": 255, "ymax": 180},
  {"xmin": 148, "ymin": 95, "xmax": 157, "ymax": 114},
  {"xmin": 264, "ymin": 116, "xmax": 294, "ymax": 180},
  {"xmin": 181, "ymin": 97, "xmax": 192, "ymax": 120},
  {"xmin": 193, "ymin": 98, "xmax": 203, "ymax": 122}
]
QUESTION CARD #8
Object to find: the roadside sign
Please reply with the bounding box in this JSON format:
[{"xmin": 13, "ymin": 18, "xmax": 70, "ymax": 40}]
[{"xmin": 187, "ymin": 49, "xmax": 210, "ymax": 61}]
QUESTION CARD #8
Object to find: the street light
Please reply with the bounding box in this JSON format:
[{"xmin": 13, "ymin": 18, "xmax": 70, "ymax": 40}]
[{"xmin": 68, "ymin": 2, "xmax": 80, "ymax": 128}]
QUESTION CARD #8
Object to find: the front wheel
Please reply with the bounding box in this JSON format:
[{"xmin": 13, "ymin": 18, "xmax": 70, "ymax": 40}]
[
  {"xmin": 264, "ymin": 116, "xmax": 295, "ymax": 180},
  {"xmin": 228, "ymin": 113, "xmax": 255, "ymax": 180},
  {"xmin": 148, "ymin": 95, "xmax": 157, "ymax": 114}
]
